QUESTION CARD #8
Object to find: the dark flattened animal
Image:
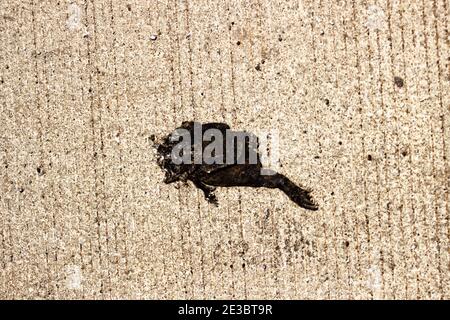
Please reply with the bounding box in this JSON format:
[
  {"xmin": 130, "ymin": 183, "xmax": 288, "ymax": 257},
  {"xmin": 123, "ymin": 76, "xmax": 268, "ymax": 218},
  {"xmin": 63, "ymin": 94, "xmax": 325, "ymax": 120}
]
[{"xmin": 154, "ymin": 121, "xmax": 318, "ymax": 211}]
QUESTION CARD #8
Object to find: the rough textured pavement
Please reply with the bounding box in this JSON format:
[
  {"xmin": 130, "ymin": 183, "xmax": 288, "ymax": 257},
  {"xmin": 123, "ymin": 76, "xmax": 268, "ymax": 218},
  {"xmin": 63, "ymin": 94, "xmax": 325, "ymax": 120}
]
[{"xmin": 0, "ymin": 0, "xmax": 449, "ymax": 299}]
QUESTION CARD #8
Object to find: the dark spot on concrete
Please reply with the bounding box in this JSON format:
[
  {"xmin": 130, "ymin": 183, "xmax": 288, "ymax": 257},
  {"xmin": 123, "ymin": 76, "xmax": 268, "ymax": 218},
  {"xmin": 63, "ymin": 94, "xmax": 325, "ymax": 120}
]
[
  {"xmin": 320, "ymin": 31, "xmax": 325, "ymax": 36},
  {"xmin": 331, "ymin": 191, "xmax": 334, "ymax": 196},
  {"xmin": 367, "ymin": 154, "xmax": 372, "ymax": 161},
  {"xmin": 314, "ymin": 155, "xmax": 320, "ymax": 159},
  {"xmin": 126, "ymin": 4, "xmax": 131, "ymax": 11},
  {"xmin": 394, "ymin": 76, "xmax": 404, "ymax": 88},
  {"xmin": 37, "ymin": 166, "xmax": 44, "ymax": 176},
  {"xmin": 345, "ymin": 241, "xmax": 350, "ymax": 247},
  {"xmin": 324, "ymin": 98, "xmax": 330, "ymax": 106},
  {"xmin": 18, "ymin": 187, "xmax": 24, "ymax": 193},
  {"xmin": 338, "ymin": 141, "xmax": 342, "ymax": 145},
  {"xmin": 242, "ymin": 263, "xmax": 246, "ymax": 268},
  {"xmin": 264, "ymin": 208, "xmax": 270, "ymax": 220},
  {"xmin": 401, "ymin": 150, "xmax": 408, "ymax": 157},
  {"xmin": 278, "ymin": 35, "xmax": 283, "ymax": 41},
  {"xmin": 236, "ymin": 41, "xmax": 241, "ymax": 46},
  {"xmin": 255, "ymin": 63, "xmax": 261, "ymax": 71}
]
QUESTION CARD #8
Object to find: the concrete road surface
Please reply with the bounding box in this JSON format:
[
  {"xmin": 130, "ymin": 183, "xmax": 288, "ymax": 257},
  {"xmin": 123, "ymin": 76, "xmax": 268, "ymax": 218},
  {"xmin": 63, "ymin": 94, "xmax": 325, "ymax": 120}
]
[{"xmin": 0, "ymin": 0, "xmax": 449, "ymax": 299}]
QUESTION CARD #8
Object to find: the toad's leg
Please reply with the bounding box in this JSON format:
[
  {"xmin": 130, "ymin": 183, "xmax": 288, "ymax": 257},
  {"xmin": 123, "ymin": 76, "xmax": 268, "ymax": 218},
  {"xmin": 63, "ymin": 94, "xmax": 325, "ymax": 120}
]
[
  {"xmin": 202, "ymin": 165, "xmax": 318, "ymax": 211},
  {"xmin": 258, "ymin": 173, "xmax": 318, "ymax": 211},
  {"xmin": 192, "ymin": 179, "xmax": 218, "ymax": 205}
]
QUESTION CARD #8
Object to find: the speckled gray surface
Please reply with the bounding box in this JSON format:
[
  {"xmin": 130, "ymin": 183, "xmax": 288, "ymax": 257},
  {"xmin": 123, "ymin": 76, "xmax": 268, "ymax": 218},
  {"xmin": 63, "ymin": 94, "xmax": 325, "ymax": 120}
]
[{"xmin": 0, "ymin": 0, "xmax": 449, "ymax": 299}]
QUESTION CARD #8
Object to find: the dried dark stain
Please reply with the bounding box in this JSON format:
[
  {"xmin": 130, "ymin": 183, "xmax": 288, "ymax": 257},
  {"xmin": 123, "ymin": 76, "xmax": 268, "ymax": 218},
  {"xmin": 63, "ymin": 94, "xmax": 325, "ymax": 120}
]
[
  {"xmin": 155, "ymin": 121, "xmax": 318, "ymax": 210},
  {"xmin": 394, "ymin": 76, "xmax": 404, "ymax": 88},
  {"xmin": 37, "ymin": 166, "xmax": 44, "ymax": 176}
]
